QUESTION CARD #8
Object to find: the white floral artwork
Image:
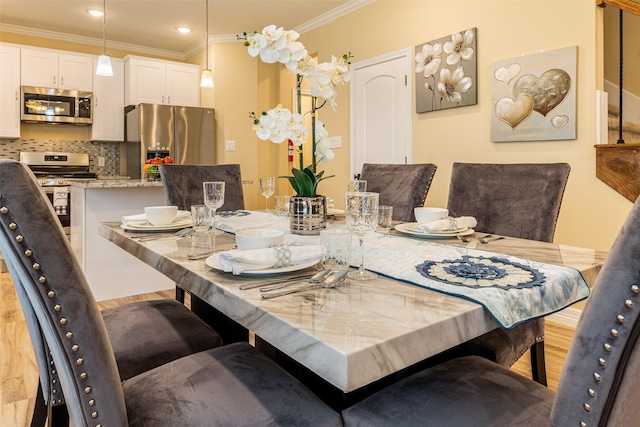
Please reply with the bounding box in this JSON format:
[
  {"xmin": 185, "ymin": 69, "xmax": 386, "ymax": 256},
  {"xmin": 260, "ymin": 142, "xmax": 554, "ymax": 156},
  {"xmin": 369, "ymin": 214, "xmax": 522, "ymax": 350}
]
[
  {"xmin": 415, "ymin": 27, "xmax": 477, "ymax": 113},
  {"xmin": 491, "ymin": 46, "xmax": 577, "ymax": 142}
]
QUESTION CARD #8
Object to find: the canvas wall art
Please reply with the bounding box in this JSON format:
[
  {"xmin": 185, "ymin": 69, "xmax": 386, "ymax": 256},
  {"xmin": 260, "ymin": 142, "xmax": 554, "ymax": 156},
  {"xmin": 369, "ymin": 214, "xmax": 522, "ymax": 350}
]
[
  {"xmin": 490, "ymin": 46, "xmax": 577, "ymax": 142},
  {"xmin": 415, "ymin": 27, "xmax": 477, "ymax": 113}
]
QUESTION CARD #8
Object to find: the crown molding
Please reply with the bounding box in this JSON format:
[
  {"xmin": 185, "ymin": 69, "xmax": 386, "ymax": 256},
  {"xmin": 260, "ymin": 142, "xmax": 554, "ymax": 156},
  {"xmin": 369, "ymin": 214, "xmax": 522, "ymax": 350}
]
[
  {"xmin": 294, "ymin": 0, "xmax": 375, "ymax": 34},
  {"xmin": 0, "ymin": 23, "xmax": 187, "ymax": 60},
  {"xmin": 0, "ymin": 0, "xmax": 375, "ymax": 61}
]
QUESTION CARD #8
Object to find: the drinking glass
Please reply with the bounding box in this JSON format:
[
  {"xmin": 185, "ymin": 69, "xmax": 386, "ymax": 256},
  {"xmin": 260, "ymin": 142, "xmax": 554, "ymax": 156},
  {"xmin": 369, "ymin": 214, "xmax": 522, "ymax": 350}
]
[
  {"xmin": 348, "ymin": 179, "xmax": 367, "ymax": 192},
  {"xmin": 377, "ymin": 205, "xmax": 394, "ymax": 234},
  {"xmin": 203, "ymin": 181, "xmax": 225, "ymax": 229},
  {"xmin": 345, "ymin": 192, "xmax": 379, "ymax": 281},
  {"xmin": 320, "ymin": 228, "xmax": 352, "ymax": 273},
  {"xmin": 190, "ymin": 204, "xmax": 211, "ymax": 233},
  {"xmin": 260, "ymin": 177, "xmax": 276, "ymax": 212},
  {"xmin": 274, "ymin": 195, "xmax": 290, "ymax": 216}
]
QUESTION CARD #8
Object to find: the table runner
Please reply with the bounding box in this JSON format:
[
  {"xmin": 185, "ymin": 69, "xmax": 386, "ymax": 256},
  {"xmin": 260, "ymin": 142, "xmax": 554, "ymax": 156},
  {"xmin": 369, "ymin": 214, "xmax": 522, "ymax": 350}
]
[{"xmin": 363, "ymin": 233, "xmax": 589, "ymax": 329}]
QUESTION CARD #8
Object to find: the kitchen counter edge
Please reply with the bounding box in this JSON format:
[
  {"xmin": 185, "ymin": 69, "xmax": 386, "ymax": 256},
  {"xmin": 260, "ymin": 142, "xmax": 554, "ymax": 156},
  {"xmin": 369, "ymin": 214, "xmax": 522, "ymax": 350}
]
[{"xmin": 70, "ymin": 179, "xmax": 163, "ymax": 189}]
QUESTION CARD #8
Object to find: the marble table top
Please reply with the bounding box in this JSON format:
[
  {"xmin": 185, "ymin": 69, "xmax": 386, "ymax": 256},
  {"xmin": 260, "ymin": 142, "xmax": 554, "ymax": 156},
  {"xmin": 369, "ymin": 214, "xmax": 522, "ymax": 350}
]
[{"xmin": 99, "ymin": 221, "xmax": 606, "ymax": 393}]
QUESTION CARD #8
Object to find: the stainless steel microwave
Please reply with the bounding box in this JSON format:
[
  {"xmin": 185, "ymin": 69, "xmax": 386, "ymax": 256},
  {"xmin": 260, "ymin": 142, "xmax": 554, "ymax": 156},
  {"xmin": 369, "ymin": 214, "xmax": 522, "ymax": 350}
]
[{"xmin": 21, "ymin": 86, "xmax": 92, "ymax": 125}]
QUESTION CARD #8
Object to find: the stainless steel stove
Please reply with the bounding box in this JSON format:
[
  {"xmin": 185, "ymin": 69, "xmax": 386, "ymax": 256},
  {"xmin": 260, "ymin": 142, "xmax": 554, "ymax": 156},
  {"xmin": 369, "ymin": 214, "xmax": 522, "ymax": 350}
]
[
  {"xmin": 20, "ymin": 151, "xmax": 97, "ymax": 186},
  {"xmin": 20, "ymin": 151, "xmax": 98, "ymax": 235}
]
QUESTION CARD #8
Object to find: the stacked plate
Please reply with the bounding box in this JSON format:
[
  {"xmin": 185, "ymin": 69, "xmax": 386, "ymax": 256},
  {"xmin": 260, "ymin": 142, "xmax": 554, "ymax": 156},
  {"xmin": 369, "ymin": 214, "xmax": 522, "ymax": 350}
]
[
  {"xmin": 394, "ymin": 222, "xmax": 474, "ymax": 238},
  {"xmin": 121, "ymin": 210, "xmax": 192, "ymax": 232}
]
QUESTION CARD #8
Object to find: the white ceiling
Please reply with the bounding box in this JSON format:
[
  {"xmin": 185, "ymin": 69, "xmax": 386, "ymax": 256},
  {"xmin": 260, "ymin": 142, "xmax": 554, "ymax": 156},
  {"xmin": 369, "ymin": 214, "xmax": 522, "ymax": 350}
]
[{"xmin": 0, "ymin": 0, "xmax": 371, "ymax": 59}]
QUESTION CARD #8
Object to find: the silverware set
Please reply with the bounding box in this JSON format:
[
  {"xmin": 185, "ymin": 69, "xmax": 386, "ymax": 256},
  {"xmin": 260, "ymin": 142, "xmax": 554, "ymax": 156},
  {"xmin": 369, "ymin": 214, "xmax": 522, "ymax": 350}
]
[
  {"xmin": 237, "ymin": 268, "xmax": 349, "ymax": 299},
  {"xmin": 132, "ymin": 227, "xmax": 194, "ymax": 242},
  {"xmin": 261, "ymin": 269, "xmax": 348, "ymax": 299},
  {"xmin": 457, "ymin": 234, "xmax": 505, "ymax": 244}
]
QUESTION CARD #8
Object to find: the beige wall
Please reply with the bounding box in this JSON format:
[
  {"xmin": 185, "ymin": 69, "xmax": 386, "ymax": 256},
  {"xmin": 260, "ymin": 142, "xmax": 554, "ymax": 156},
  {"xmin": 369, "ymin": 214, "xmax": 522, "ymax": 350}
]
[{"xmin": 288, "ymin": 0, "xmax": 630, "ymax": 252}]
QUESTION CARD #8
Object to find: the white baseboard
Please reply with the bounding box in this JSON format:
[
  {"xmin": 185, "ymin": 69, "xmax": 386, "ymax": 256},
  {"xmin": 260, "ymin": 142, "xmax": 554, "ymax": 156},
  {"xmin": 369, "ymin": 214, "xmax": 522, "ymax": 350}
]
[{"xmin": 547, "ymin": 307, "xmax": 581, "ymax": 329}]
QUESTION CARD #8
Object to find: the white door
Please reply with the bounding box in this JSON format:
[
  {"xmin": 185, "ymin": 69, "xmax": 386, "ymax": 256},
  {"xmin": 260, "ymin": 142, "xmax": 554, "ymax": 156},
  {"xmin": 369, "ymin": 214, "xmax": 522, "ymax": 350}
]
[{"xmin": 350, "ymin": 48, "xmax": 412, "ymax": 178}]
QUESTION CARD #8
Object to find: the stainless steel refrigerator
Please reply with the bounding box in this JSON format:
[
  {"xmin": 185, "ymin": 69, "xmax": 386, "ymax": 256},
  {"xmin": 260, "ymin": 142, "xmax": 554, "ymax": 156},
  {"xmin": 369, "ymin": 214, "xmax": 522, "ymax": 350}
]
[{"xmin": 124, "ymin": 103, "xmax": 215, "ymax": 178}]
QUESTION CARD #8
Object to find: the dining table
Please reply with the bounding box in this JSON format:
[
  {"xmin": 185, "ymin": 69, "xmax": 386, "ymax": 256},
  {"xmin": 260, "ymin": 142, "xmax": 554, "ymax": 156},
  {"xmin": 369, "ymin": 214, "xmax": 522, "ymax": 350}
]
[{"xmin": 98, "ymin": 210, "xmax": 607, "ymax": 409}]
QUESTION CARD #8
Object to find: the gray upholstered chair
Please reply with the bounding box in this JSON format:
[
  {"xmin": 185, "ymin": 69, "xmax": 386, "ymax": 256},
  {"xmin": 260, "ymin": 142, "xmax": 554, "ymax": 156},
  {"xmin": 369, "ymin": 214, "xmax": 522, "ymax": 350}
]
[
  {"xmin": 159, "ymin": 163, "xmax": 245, "ymax": 211},
  {"xmin": 358, "ymin": 163, "xmax": 437, "ymax": 222},
  {"xmin": 444, "ymin": 162, "xmax": 571, "ymax": 385},
  {"xmin": 0, "ymin": 159, "xmax": 341, "ymax": 427},
  {"xmin": 343, "ymin": 194, "xmax": 640, "ymax": 426},
  {"xmin": 0, "ymin": 160, "xmax": 224, "ymax": 426},
  {"xmin": 447, "ymin": 162, "xmax": 570, "ymax": 242},
  {"xmin": 158, "ymin": 163, "xmax": 247, "ymax": 313}
]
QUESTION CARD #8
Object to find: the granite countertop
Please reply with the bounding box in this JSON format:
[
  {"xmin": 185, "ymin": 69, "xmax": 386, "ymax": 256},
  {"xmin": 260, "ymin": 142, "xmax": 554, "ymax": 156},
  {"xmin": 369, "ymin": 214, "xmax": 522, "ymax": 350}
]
[{"xmin": 70, "ymin": 179, "xmax": 164, "ymax": 189}]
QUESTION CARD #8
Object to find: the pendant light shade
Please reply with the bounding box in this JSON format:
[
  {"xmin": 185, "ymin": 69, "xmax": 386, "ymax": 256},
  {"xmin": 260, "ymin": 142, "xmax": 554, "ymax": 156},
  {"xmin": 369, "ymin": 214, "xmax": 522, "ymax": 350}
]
[
  {"xmin": 96, "ymin": 54, "xmax": 113, "ymax": 76},
  {"xmin": 200, "ymin": 0, "xmax": 214, "ymax": 88},
  {"xmin": 96, "ymin": 0, "xmax": 113, "ymax": 76},
  {"xmin": 200, "ymin": 68, "xmax": 214, "ymax": 88}
]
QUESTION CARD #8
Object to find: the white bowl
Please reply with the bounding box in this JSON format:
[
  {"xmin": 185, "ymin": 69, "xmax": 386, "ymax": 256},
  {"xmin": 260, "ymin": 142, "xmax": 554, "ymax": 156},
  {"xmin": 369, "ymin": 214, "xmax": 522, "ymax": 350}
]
[
  {"xmin": 414, "ymin": 207, "xmax": 449, "ymax": 225},
  {"xmin": 235, "ymin": 229, "xmax": 284, "ymax": 250},
  {"xmin": 144, "ymin": 205, "xmax": 178, "ymax": 226}
]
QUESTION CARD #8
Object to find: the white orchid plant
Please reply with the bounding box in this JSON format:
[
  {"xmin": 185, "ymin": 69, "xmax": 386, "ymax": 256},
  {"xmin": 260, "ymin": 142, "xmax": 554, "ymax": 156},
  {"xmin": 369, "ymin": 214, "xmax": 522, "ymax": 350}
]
[{"xmin": 242, "ymin": 25, "xmax": 351, "ymax": 197}]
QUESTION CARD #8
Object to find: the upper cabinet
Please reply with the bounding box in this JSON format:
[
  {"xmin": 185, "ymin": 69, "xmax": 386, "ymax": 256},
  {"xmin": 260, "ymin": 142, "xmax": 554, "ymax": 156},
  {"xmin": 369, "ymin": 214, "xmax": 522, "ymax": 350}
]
[
  {"xmin": 124, "ymin": 56, "xmax": 200, "ymax": 107},
  {"xmin": 21, "ymin": 48, "xmax": 93, "ymax": 91},
  {"xmin": 92, "ymin": 57, "xmax": 125, "ymax": 142},
  {"xmin": 0, "ymin": 44, "xmax": 21, "ymax": 139}
]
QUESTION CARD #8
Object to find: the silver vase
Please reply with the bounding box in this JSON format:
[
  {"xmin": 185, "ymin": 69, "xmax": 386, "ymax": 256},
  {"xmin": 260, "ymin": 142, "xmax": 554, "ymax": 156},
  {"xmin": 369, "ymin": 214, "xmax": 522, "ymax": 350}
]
[{"xmin": 289, "ymin": 195, "xmax": 327, "ymax": 235}]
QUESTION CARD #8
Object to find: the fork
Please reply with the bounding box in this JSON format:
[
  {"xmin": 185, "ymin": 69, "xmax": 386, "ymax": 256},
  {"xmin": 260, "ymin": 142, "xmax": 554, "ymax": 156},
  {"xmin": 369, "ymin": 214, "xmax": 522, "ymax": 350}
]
[
  {"xmin": 134, "ymin": 227, "xmax": 194, "ymax": 242},
  {"xmin": 478, "ymin": 235, "xmax": 505, "ymax": 244}
]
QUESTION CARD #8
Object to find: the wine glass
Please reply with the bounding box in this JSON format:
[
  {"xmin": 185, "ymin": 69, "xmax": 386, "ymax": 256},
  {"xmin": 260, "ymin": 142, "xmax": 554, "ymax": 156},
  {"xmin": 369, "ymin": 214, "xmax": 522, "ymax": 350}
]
[
  {"xmin": 345, "ymin": 192, "xmax": 379, "ymax": 281},
  {"xmin": 260, "ymin": 177, "xmax": 276, "ymax": 212},
  {"xmin": 203, "ymin": 181, "xmax": 225, "ymax": 229},
  {"xmin": 348, "ymin": 179, "xmax": 367, "ymax": 192}
]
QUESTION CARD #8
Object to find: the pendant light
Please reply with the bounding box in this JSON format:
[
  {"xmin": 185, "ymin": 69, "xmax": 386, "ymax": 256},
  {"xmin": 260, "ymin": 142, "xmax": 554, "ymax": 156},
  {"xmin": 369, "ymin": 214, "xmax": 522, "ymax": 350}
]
[
  {"xmin": 96, "ymin": 0, "xmax": 113, "ymax": 76},
  {"xmin": 200, "ymin": 0, "xmax": 214, "ymax": 88}
]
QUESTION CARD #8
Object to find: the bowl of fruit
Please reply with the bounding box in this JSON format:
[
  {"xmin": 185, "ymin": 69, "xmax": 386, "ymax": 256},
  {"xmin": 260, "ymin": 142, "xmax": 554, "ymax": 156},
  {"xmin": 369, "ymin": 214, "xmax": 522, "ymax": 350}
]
[{"xmin": 144, "ymin": 156, "xmax": 174, "ymax": 180}]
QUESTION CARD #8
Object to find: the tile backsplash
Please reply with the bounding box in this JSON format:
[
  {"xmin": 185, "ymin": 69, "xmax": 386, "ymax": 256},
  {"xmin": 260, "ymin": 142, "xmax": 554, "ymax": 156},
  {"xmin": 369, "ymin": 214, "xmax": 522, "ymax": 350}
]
[{"xmin": 0, "ymin": 138, "xmax": 121, "ymax": 176}]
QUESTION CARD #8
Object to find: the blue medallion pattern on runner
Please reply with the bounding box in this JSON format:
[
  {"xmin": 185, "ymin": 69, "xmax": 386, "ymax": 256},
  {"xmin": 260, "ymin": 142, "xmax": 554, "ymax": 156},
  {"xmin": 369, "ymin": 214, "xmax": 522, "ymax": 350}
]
[{"xmin": 417, "ymin": 255, "xmax": 546, "ymax": 290}]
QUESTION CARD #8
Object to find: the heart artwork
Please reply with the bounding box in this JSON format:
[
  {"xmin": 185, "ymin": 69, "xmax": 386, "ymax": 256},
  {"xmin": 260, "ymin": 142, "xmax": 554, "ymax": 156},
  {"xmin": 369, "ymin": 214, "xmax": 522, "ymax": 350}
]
[
  {"xmin": 513, "ymin": 69, "xmax": 571, "ymax": 117},
  {"xmin": 494, "ymin": 64, "xmax": 520, "ymax": 84},
  {"xmin": 551, "ymin": 115, "xmax": 569, "ymax": 129},
  {"xmin": 495, "ymin": 94, "xmax": 533, "ymax": 129}
]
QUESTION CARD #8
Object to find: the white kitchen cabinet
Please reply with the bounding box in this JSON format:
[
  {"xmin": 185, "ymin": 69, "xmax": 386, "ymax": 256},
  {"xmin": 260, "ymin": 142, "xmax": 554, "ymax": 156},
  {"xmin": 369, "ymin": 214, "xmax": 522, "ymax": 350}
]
[
  {"xmin": 21, "ymin": 48, "xmax": 93, "ymax": 91},
  {"xmin": 91, "ymin": 57, "xmax": 124, "ymax": 141},
  {"xmin": 0, "ymin": 44, "xmax": 21, "ymax": 139},
  {"xmin": 125, "ymin": 55, "xmax": 199, "ymax": 107}
]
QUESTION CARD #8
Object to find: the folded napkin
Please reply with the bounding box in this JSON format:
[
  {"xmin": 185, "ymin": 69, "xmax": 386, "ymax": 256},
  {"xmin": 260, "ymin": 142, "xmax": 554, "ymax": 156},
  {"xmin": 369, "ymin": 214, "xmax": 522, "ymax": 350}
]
[
  {"xmin": 122, "ymin": 210, "xmax": 190, "ymax": 226},
  {"xmin": 218, "ymin": 245, "xmax": 321, "ymax": 275},
  {"xmin": 419, "ymin": 216, "xmax": 477, "ymax": 232}
]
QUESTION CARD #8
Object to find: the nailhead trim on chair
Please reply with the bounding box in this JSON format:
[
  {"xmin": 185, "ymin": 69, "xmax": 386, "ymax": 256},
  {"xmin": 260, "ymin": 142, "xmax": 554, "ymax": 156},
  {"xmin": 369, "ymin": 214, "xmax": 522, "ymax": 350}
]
[
  {"xmin": 1, "ymin": 205, "xmax": 99, "ymax": 422},
  {"xmin": 580, "ymin": 282, "xmax": 639, "ymax": 427}
]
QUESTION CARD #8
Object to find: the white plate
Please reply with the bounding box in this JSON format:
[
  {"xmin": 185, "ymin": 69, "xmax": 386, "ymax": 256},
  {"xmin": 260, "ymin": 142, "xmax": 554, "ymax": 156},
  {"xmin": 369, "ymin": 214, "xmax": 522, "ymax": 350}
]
[
  {"xmin": 205, "ymin": 252, "xmax": 320, "ymax": 275},
  {"xmin": 327, "ymin": 208, "xmax": 345, "ymax": 216},
  {"xmin": 121, "ymin": 218, "xmax": 192, "ymax": 232},
  {"xmin": 395, "ymin": 222, "xmax": 474, "ymax": 238}
]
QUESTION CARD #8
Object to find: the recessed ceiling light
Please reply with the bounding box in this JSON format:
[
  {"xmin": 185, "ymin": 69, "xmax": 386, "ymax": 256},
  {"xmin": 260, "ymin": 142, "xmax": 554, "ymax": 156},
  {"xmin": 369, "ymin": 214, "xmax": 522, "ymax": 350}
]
[
  {"xmin": 87, "ymin": 9, "xmax": 104, "ymax": 17},
  {"xmin": 176, "ymin": 27, "xmax": 193, "ymax": 34}
]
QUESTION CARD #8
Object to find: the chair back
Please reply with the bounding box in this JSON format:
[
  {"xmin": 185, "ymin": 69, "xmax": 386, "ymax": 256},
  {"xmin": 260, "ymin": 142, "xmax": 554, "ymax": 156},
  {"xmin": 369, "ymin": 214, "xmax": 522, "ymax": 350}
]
[
  {"xmin": 550, "ymin": 196, "xmax": 640, "ymax": 426},
  {"xmin": 447, "ymin": 162, "xmax": 570, "ymax": 242},
  {"xmin": 159, "ymin": 164, "xmax": 245, "ymax": 211},
  {"xmin": 0, "ymin": 159, "xmax": 129, "ymax": 426},
  {"xmin": 359, "ymin": 163, "xmax": 437, "ymax": 222}
]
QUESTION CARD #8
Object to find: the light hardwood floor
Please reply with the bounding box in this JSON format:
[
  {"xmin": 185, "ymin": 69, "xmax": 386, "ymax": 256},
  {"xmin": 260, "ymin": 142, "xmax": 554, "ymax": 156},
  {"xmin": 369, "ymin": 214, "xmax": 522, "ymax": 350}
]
[{"xmin": 0, "ymin": 269, "xmax": 575, "ymax": 426}]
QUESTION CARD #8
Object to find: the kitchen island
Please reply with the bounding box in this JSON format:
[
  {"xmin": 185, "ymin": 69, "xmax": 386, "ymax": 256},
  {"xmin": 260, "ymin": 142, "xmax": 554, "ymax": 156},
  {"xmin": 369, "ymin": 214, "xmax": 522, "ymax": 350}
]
[{"xmin": 70, "ymin": 179, "xmax": 175, "ymax": 301}]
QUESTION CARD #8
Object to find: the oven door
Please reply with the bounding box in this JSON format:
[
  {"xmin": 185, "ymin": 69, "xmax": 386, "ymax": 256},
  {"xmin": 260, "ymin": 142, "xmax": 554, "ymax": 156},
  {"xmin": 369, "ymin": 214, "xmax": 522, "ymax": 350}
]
[{"xmin": 43, "ymin": 186, "xmax": 71, "ymax": 235}]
